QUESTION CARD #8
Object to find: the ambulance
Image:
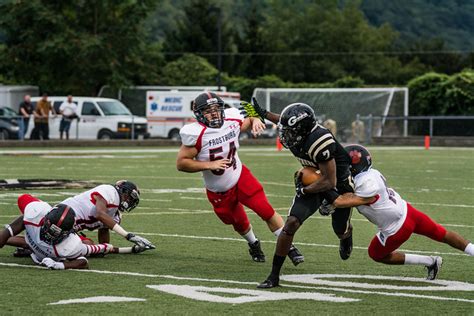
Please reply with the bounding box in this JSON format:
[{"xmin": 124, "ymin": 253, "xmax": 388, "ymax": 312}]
[{"xmin": 146, "ymin": 90, "xmax": 241, "ymax": 139}]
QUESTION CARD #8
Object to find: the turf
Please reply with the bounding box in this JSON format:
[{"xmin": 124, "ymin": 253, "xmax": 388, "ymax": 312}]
[{"xmin": 0, "ymin": 146, "xmax": 473, "ymax": 315}]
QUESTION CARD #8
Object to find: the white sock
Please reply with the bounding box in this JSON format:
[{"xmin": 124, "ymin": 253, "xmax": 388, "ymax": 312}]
[
  {"xmin": 241, "ymin": 228, "xmax": 257, "ymax": 244},
  {"xmin": 273, "ymin": 227, "xmax": 283, "ymax": 237},
  {"xmin": 464, "ymin": 243, "xmax": 474, "ymax": 256},
  {"xmin": 404, "ymin": 254, "xmax": 435, "ymax": 266}
]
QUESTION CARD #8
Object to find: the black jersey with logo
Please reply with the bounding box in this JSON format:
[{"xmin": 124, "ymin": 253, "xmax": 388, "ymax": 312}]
[{"xmin": 290, "ymin": 125, "xmax": 351, "ymax": 182}]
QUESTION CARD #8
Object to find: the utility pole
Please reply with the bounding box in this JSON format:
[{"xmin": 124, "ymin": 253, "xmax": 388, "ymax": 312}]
[{"xmin": 216, "ymin": 8, "xmax": 222, "ymax": 91}]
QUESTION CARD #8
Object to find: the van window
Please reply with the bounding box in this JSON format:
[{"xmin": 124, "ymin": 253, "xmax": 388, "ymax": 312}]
[
  {"xmin": 82, "ymin": 102, "xmax": 100, "ymax": 116},
  {"xmin": 97, "ymin": 100, "xmax": 131, "ymax": 116}
]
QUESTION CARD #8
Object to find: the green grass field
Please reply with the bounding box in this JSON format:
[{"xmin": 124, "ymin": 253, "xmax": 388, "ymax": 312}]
[{"xmin": 0, "ymin": 146, "xmax": 473, "ymax": 315}]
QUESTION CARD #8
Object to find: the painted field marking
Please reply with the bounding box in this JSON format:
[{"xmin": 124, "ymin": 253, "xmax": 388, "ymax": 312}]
[
  {"xmin": 48, "ymin": 296, "xmax": 146, "ymax": 305},
  {"xmin": 1, "ymin": 263, "xmax": 473, "ymax": 304},
  {"xmin": 147, "ymin": 285, "xmax": 358, "ymax": 303},
  {"xmin": 131, "ymin": 232, "xmax": 470, "ymax": 257}
]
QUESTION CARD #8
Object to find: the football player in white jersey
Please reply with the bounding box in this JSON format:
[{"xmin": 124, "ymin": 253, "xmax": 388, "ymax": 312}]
[
  {"xmin": 60, "ymin": 180, "xmax": 155, "ymax": 250},
  {"xmin": 11, "ymin": 181, "xmax": 155, "ymax": 257},
  {"xmin": 0, "ymin": 197, "xmax": 146, "ymax": 270},
  {"xmin": 322, "ymin": 144, "xmax": 474, "ymax": 280},
  {"xmin": 176, "ymin": 92, "xmax": 304, "ymax": 265}
]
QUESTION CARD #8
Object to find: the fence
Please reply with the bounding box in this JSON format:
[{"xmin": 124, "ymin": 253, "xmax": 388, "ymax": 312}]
[
  {"xmin": 351, "ymin": 115, "xmax": 474, "ymax": 144},
  {"xmin": 1, "ymin": 115, "xmax": 140, "ymax": 141}
]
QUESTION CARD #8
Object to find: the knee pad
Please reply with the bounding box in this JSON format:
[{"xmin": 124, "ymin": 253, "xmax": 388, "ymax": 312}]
[
  {"xmin": 233, "ymin": 220, "xmax": 250, "ymax": 234},
  {"xmin": 368, "ymin": 246, "xmax": 384, "ymax": 262}
]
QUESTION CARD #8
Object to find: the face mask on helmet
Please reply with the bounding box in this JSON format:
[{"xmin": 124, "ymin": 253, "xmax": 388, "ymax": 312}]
[
  {"xmin": 278, "ymin": 103, "xmax": 317, "ymax": 148},
  {"xmin": 115, "ymin": 180, "xmax": 140, "ymax": 212},
  {"xmin": 40, "ymin": 204, "xmax": 76, "ymax": 245},
  {"xmin": 345, "ymin": 144, "xmax": 372, "ymax": 176},
  {"xmin": 193, "ymin": 92, "xmax": 225, "ymax": 128}
]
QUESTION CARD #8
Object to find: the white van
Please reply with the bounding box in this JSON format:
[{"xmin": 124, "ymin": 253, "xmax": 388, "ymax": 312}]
[{"xmin": 30, "ymin": 96, "xmax": 149, "ymax": 140}]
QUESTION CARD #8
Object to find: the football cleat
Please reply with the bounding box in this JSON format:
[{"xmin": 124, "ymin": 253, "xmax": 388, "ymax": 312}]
[
  {"xmin": 13, "ymin": 247, "xmax": 32, "ymax": 257},
  {"xmin": 339, "ymin": 234, "xmax": 353, "ymax": 260},
  {"xmin": 248, "ymin": 240, "xmax": 265, "ymax": 262},
  {"xmin": 257, "ymin": 275, "xmax": 280, "ymax": 289},
  {"xmin": 288, "ymin": 245, "xmax": 304, "ymax": 266},
  {"xmin": 426, "ymin": 256, "xmax": 443, "ymax": 280}
]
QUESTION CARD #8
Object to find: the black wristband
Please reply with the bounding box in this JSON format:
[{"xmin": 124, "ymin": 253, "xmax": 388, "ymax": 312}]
[{"xmin": 322, "ymin": 189, "xmax": 340, "ymax": 204}]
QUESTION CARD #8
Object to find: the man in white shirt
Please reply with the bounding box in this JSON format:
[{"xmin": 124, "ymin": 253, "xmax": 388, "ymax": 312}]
[
  {"xmin": 321, "ymin": 144, "xmax": 474, "ymax": 280},
  {"xmin": 59, "ymin": 95, "xmax": 78, "ymax": 140}
]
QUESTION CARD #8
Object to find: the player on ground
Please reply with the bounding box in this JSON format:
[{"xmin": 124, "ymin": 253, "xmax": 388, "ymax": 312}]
[
  {"xmin": 12, "ymin": 180, "xmax": 155, "ymax": 257},
  {"xmin": 61, "ymin": 180, "xmax": 155, "ymax": 249},
  {"xmin": 320, "ymin": 144, "xmax": 474, "ymax": 280},
  {"xmin": 176, "ymin": 92, "xmax": 304, "ymax": 265},
  {"xmin": 242, "ymin": 99, "xmax": 354, "ymax": 288},
  {"xmin": 0, "ymin": 196, "xmax": 147, "ymax": 270}
]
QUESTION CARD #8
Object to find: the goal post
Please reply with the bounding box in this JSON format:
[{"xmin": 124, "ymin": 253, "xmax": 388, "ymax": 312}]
[{"xmin": 252, "ymin": 88, "xmax": 409, "ymax": 143}]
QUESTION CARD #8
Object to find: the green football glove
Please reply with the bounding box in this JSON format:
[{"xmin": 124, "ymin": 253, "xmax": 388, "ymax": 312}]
[{"xmin": 239, "ymin": 97, "xmax": 267, "ymax": 123}]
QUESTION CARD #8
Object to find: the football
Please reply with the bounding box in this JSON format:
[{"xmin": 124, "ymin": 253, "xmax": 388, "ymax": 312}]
[{"xmin": 298, "ymin": 166, "xmax": 322, "ymax": 186}]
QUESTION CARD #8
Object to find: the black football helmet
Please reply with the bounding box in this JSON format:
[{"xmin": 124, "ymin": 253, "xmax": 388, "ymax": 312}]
[
  {"xmin": 115, "ymin": 180, "xmax": 140, "ymax": 212},
  {"xmin": 193, "ymin": 92, "xmax": 225, "ymax": 128},
  {"xmin": 277, "ymin": 103, "xmax": 317, "ymax": 148},
  {"xmin": 344, "ymin": 144, "xmax": 372, "ymax": 176},
  {"xmin": 40, "ymin": 204, "xmax": 76, "ymax": 245}
]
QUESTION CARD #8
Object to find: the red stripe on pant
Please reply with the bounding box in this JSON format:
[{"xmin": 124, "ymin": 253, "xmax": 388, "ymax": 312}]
[{"xmin": 368, "ymin": 203, "xmax": 447, "ymax": 261}]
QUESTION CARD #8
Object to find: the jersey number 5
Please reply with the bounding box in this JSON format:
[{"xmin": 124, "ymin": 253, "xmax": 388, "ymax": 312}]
[{"xmin": 209, "ymin": 141, "xmax": 237, "ymax": 175}]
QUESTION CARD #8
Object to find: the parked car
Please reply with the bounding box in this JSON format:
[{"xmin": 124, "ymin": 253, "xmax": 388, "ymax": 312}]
[
  {"xmin": 0, "ymin": 106, "xmax": 20, "ymax": 140},
  {"xmin": 31, "ymin": 97, "xmax": 149, "ymax": 140}
]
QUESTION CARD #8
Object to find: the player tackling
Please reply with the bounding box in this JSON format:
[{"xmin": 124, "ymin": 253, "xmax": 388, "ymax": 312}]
[
  {"xmin": 0, "ymin": 195, "xmax": 149, "ymax": 270},
  {"xmin": 320, "ymin": 144, "xmax": 474, "ymax": 279},
  {"xmin": 176, "ymin": 92, "xmax": 304, "ymax": 265}
]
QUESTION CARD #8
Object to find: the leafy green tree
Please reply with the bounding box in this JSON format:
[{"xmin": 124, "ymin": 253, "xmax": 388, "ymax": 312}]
[
  {"xmin": 162, "ymin": 0, "xmax": 237, "ymax": 76},
  {"xmin": 408, "ymin": 72, "xmax": 451, "ymax": 115},
  {"xmin": 159, "ymin": 54, "xmax": 218, "ymax": 86},
  {"xmin": 0, "ymin": 0, "xmax": 159, "ymax": 95},
  {"xmin": 258, "ymin": 0, "xmax": 408, "ymax": 84}
]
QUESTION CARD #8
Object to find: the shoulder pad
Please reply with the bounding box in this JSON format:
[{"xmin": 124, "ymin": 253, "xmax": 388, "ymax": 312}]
[
  {"xmin": 224, "ymin": 107, "xmax": 243, "ymax": 121},
  {"xmin": 179, "ymin": 123, "xmax": 205, "ymax": 147},
  {"xmin": 305, "ymin": 128, "xmax": 336, "ymax": 162},
  {"xmin": 354, "ymin": 173, "xmax": 380, "ymax": 198},
  {"xmin": 24, "ymin": 201, "xmax": 51, "ymax": 224}
]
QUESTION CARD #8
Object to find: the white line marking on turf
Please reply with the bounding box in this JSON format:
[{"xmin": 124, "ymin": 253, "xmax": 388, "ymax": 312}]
[
  {"xmin": 147, "ymin": 285, "xmax": 358, "ymax": 303},
  {"xmin": 48, "ymin": 296, "xmax": 146, "ymax": 305},
  {"xmin": 1, "ymin": 263, "xmax": 472, "ymax": 304},
  {"xmin": 411, "ymin": 202, "xmax": 474, "ymax": 209},
  {"xmin": 133, "ymin": 232, "xmax": 470, "ymax": 257}
]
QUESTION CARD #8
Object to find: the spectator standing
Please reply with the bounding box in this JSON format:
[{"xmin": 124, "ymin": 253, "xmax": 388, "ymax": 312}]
[
  {"xmin": 32, "ymin": 93, "xmax": 55, "ymax": 140},
  {"xmin": 59, "ymin": 95, "xmax": 78, "ymax": 140},
  {"xmin": 18, "ymin": 95, "xmax": 34, "ymax": 139}
]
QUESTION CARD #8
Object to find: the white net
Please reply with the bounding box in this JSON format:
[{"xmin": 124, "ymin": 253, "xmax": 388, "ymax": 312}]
[{"xmin": 252, "ymin": 88, "xmax": 408, "ymax": 143}]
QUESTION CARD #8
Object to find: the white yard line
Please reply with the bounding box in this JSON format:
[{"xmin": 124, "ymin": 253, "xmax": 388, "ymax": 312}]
[
  {"xmin": 1, "ymin": 146, "xmax": 472, "ymax": 155},
  {"xmin": 127, "ymin": 232, "xmax": 470, "ymax": 257}
]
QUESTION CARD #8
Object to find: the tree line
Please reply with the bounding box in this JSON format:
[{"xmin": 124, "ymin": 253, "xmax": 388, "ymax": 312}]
[{"xmin": 0, "ymin": 0, "xmax": 472, "ymax": 115}]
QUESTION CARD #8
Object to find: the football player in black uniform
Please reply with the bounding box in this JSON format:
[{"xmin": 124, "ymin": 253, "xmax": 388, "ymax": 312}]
[{"xmin": 241, "ymin": 99, "xmax": 354, "ymax": 288}]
